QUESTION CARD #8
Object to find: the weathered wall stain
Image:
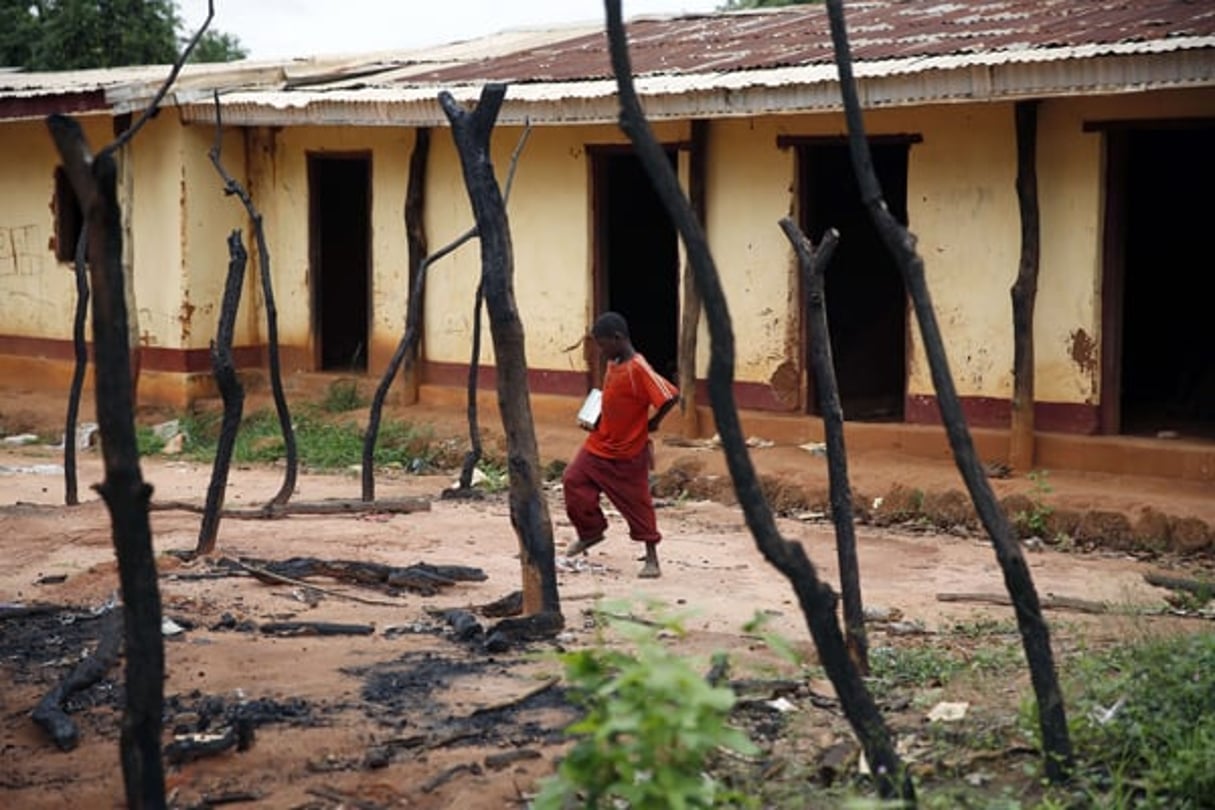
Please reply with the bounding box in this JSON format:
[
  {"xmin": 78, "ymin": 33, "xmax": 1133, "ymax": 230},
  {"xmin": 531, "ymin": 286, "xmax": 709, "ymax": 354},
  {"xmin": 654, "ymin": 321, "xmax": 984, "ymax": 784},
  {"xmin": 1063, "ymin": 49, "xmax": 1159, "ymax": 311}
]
[
  {"xmin": 1069, "ymin": 328, "xmax": 1097, "ymax": 377},
  {"xmin": 1, "ymin": 225, "xmax": 44, "ymax": 276},
  {"xmin": 769, "ymin": 358, "xmax": 800, "ymax": 408}
]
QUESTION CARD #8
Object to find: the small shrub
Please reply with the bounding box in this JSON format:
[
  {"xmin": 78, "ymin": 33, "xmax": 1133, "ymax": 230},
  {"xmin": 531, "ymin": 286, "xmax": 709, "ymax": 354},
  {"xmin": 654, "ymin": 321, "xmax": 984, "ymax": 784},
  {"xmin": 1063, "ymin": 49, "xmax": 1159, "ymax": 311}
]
[
  {"xmin": 135, "ymin": 424, "xmax": 165, "ymax": 455},
  {"xmin": 533, "ymin": 603, "xmax": 757, "ymax": 809},
  {"xmin": 1015, "ymin": 469, "xmax": 1053, "ymax": 538}
]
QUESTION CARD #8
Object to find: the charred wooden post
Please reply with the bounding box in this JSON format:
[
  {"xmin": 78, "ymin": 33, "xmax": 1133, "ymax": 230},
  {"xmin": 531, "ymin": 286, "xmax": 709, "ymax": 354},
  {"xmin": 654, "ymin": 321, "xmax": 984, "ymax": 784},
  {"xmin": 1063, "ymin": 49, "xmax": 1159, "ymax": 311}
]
[
  {"xmin": 363, "ymin": 228, "xmax": 475, "ymax": 500},
  {"xmin": 363, "ymin": 126, "xmax": 530, "ymax": 502},
  {"xmin": 439, "ymin": 86, "xmax": 561, "ymax": 624},
  {"xmin": 32, "ymin": 607, "xmax": 122, "ymax": 750},
  {"xmin": 824, "ymin": 0, "xmax": 1072, "ymax": 782},
  {"xmin": 603, "ymin": 3, "xmax": 911, "ymax": 800},
  {"xmin": 1010, "ymin": 100, "xmax": 1042, "ymax": 472},
  {"xmin": 401, "ymin": 127, "xmax": 431, "ymax": 405},
  {"xmin": 64, "ymin": 229, "xmax": 89, "ymax": 506},
  {"xmin": 196, "ymin": 230, "xmax": 248, "ymax": 555},
  {"xmin": 677, "ymin": 119, "xmax": 707, "ymax": 438},
  {"xmin": 46, "ymin": 116, "xmax": 167, "ymax": 809},
  {"xmin": 43, "ymin": 10, "xmax": 216, "ymax": 805},
  {"xmin": 456, "ymin": 283, "xmax": 486, "ymax": 491},
  {"xmin": 780, "ymin": 219, "xmax": 870, "ymax": 675},
  {"xmin": 205, "ymin": 92, "xmax": 296, "ymax": 508}
]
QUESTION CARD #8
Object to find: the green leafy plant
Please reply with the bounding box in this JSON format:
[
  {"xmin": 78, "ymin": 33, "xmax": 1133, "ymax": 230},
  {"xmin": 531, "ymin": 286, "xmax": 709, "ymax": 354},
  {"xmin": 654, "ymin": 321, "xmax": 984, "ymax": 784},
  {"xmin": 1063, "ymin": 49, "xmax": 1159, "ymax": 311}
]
[
  {"xmin": 868, "ymin": 645, "xmax": 961, "ymax": 697},
  {"xmin": 475, "ymin": 459, "xmax": 510, "ymax": 493},
  {"xmin": 533, "ymin": 602, "xmax": 758, "ymax": 809},
  {"xmin": 1016, "ymin": 469, "xmax": 1054, "ymax": 538},
  {"xmin": 135, "ymin": 424, "xmax": 166, "ymax": 456}
]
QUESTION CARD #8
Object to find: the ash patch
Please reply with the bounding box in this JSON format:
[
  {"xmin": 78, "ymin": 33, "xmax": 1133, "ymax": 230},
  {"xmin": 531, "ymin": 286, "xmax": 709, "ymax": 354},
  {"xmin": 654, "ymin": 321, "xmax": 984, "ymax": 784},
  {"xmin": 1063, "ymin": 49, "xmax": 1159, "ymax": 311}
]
[
  {"xmin": 350, "ymin": 651, "xmax": 486, "ymax": 719},
  {"xmin": 347, "ymin": 651, "xmax": 576, "ymax": 750},
  {"xmin": 165, "ymin": 691, "xmax": 329, "ymax": 735},
  {"xmin": 0, "ymin": 607, "xmax": 111, "ymax": 687}
]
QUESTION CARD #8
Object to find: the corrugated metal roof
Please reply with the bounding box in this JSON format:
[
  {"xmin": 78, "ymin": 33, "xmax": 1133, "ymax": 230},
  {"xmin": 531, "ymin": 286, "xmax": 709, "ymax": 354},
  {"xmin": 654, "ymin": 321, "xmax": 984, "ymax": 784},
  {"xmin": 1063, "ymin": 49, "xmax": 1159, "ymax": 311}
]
[
  {"xmin": 5, "ymin": 1, "xmax": 1214, "ymax": 124},
  {"xmin": 376, "ymin": 0, "xmax": 1215, "ymax": 85}
]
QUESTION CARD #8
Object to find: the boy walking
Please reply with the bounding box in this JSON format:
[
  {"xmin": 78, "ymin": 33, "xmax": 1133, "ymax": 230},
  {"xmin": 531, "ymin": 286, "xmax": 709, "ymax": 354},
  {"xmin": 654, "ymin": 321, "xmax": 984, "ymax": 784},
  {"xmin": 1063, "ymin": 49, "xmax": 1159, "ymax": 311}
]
[{"xmin": 563, "ymin": 312, "xmax": 679, "ymax": 578}]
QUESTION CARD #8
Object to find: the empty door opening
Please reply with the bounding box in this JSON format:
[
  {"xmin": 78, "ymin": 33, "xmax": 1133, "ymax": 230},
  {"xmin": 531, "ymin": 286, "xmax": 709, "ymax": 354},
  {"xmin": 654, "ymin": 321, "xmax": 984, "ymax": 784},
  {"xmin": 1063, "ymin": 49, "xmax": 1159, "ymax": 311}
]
[
  {"xmin": 800, "ymin": 142, "xmax": 909, "ymax": 421},
  {"xmin": 593, "ymin": 150, "xmax": 680, "ymax": 382},
  {"xmin": 1110, "ymin": 126, "xmax": 1215, "ymax": 439},
  {"xmin": 310, "ymin": 154, "xmax": 371, "ymax": 372}
]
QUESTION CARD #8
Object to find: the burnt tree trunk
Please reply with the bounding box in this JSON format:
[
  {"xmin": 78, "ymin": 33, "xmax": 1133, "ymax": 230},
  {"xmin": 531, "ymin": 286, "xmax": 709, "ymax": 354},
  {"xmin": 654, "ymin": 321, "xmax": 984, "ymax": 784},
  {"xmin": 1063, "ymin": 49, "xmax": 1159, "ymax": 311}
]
[
  {"xmin": 47, "ymin": 115, "xmax": 166, "ymax": 810},
  {"xmin": 196, "ymin": 230, "xmax": 248, "ymax": 555},
  {"xmin": 64, "ymin": 229, "xmax": 89, "ymax": 506},
  {"xmin": 206, "ymin": 92, "xmax": 296, "ymax": 508},
  {"xmin": 603, "ymin": 3, "xmax": 911, "ymax": 801},
  {"xmin": 457, "ymin": 283, "xmax": 486, "ymax": 490},
  {"xmin": 1010, "ymin": 100, "xmax": 1041, "ymax": 473},
  {"xmin": 362, "ymin": 224, "xmax": 476, "ymax": 501},
  {"xmin": 401, "ymin": 127, "xmax": 431, "ymax": 405},
  {"xmin": 677, "ymin": 119, "xmax": 707, "ymax": 438},
  {"xmin": 439, "ymin": 85, "xmax": 561, "ymax": 621},
  {"xmin": 825, "ymin": 0, "xmax": 1072, "ymax": 781},
  {"xmin": 363, "ymin": 127, "xmax": 528, "ymax": 502},
  {"xmin": 780, "ymin": 220, "xmax": 870, "ymax": 675},
  {"xmin": 249, "ymin": 170, "xmax": 295, "ymax": 507}
]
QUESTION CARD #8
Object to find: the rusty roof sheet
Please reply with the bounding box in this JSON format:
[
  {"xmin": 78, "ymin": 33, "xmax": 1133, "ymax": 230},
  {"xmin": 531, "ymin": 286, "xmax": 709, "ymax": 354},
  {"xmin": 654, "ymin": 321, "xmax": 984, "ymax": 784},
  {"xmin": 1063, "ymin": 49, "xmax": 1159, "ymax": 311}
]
[{"xmin": 380, "ymin": 0, "xmax": 1215, "ymax": 87}]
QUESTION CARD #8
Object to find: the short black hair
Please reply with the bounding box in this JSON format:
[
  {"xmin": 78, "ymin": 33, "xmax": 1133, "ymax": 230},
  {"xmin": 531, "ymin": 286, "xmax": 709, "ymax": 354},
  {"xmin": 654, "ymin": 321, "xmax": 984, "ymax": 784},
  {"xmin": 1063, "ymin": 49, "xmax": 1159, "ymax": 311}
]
[{"xmin": 591, "ymin": 311, "xmax": 630, "ymax": 339}]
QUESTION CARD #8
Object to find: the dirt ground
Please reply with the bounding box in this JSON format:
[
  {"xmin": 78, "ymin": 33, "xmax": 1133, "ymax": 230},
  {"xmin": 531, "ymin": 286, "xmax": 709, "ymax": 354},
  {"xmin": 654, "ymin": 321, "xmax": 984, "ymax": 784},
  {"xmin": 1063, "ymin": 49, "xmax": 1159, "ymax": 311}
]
[{"xmin": 1, "ymin": 387, "xmax": 1213, "ymax": 809}]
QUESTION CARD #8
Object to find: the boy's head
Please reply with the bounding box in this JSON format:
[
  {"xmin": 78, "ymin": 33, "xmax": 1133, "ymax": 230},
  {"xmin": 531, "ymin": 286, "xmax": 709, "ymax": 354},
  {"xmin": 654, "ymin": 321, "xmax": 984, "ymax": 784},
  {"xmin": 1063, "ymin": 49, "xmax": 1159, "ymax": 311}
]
[
  {"xmin": 591, "ymin": 311, "xmax": 631, "ymax": 361},
  {"xmin": 591, "ymin": 311, "xmax": 629, "ymax": 341}
]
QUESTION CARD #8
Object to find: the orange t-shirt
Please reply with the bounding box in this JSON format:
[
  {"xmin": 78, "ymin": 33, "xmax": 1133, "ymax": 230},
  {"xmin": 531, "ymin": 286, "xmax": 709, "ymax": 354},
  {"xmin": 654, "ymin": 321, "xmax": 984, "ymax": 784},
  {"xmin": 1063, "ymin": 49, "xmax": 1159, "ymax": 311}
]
[{"xmin": 585, "ymin": 353, "xmax": 678, "ymax": 460}]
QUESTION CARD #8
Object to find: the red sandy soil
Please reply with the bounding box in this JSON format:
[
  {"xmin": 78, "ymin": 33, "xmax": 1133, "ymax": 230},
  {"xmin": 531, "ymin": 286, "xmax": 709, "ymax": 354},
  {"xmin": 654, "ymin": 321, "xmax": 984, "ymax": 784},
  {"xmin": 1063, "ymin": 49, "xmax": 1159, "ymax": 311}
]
[{"xmin": 1, "ymin": 387, "xmax": 1212, "ymax": 809}]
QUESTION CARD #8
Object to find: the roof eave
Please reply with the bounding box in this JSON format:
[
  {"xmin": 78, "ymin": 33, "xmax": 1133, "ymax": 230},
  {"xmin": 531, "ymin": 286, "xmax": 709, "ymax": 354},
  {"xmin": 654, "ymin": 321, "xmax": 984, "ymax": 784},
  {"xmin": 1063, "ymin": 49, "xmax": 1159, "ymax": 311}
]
[{"xmin": 179, "ymin": 48, "xmax": 1215, "ymax": 128}]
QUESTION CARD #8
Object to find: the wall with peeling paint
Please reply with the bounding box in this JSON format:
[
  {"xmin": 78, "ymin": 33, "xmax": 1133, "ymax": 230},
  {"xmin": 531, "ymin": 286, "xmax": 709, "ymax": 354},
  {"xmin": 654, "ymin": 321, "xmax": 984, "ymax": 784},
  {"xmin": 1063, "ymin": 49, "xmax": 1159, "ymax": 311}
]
[
  {"xmin": 127, "ymin": 113, "xmax": 186, "ymax": 354},
  {"xmin": 704, "ymin": 116, "xmax": 798, "ymax": 389},
  {"xmin": 420, "ymin": 119, "xmax": 690, "ymax": 373},
  {"xmin": 249, "ymin": 125, "xmax": 413, "ymax": 372},
  {"xmin": 0, "ymin": 114, "xmax": 111, "ymax": 340},
  {"xmin": 905, "ymin": 102, "xmax": 1022, "ymax": 401},
  {"xmin": 4, "ymin": 84, "xmax": 1212, "ymax": 422},
  {"xmin": 1035, "ymin": 87, "xmax": 1215, "ymax": 406},
  {"xmin": 179, "ymin": 123, "xmax": 252, "ymax": 351}
]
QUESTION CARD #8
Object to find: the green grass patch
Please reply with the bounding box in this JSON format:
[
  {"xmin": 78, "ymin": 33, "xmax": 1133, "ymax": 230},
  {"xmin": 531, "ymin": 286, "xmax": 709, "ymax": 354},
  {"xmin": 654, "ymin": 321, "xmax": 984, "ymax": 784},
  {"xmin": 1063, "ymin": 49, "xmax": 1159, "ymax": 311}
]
[
  {"xmin": 1043, "ymin": 631, "xmax": 1215, "ymax": 809},
  {"xmin": 178, "ymin": 407, "xmax": 441, "ymax": 473}
]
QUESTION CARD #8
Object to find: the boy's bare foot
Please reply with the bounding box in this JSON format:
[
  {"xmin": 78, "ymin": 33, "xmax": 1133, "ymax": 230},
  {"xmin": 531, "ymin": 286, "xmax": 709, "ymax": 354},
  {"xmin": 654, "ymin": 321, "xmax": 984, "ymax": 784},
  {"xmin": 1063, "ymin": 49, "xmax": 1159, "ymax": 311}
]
[
  {"xmin": 638, "ymin": 542, "xmax": 661, "ymax": 578},
  {"xmin": 566, "ymin": 534, "xmax": 604, "ymax": 556}
]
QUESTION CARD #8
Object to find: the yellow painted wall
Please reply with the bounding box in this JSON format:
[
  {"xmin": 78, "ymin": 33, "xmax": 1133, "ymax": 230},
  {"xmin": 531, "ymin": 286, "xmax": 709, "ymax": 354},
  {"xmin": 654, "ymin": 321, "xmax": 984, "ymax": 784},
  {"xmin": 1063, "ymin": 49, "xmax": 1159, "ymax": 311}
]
[
  {"xmin": 1035, "ymin": 87, "xmax": 1215, "ymax": 405},
  {"xmin": 8, "ymin": 85, "xmax": 1211, "ymax": 417},
  {"xmin": 250, "ymin": 125, "xmax": 413, "ymax": 370},
  {"xmin": 126, "ymin": 112, "xmax": 186, "ymax": 351},
  {"xmin": 179, "ymin": 123, "xmax": 251, "ymax": 350},
  {"xmin": 0, "ymin": 114, "xmax": 111, "ymax": 340},
  {"xmin": 418, "ymin": 120, "xmax": 688, "ymax": 372},
  {"xmin": 702, "ymin": 117, "xmax": 799, "ymax": 389},
  {"xmin": 901, "ymin": 102, "xmax": 1022, "ymax": 401}
]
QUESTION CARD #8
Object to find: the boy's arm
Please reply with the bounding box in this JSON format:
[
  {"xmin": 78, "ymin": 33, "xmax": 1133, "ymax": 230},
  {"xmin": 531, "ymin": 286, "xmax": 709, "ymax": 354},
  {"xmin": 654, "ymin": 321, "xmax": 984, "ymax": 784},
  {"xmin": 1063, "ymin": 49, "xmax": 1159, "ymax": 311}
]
[{"xmin": 647, "ymin": 394, "xmax": 679, "ymax": 433}]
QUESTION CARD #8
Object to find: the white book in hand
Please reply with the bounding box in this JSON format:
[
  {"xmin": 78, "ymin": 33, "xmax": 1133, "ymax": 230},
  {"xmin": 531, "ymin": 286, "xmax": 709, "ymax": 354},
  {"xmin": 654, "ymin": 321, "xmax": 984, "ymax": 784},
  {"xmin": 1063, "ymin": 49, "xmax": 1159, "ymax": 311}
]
[{"xmin": 577, "ymin": 389, "xmax": 602, "ymax": 431}]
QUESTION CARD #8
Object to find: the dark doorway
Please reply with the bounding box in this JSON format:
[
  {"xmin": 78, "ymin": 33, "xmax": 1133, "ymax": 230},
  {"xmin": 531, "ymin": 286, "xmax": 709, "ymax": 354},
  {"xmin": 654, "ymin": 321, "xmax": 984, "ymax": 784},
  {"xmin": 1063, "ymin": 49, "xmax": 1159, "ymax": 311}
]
[
  {"xmin": 799, "ymin": 142, "xmax": 910, "ymax": 421},
  {"xmin": 593, "ymin": 150, "xmax": 680, "ymax": 383},
  {"xmin": 1106, "ymin": 125, "xmax": 1215, "ymax": 439},
  {"xmin": 309, "ymin": 154, "xmax": 371, "ymax": 372}
]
